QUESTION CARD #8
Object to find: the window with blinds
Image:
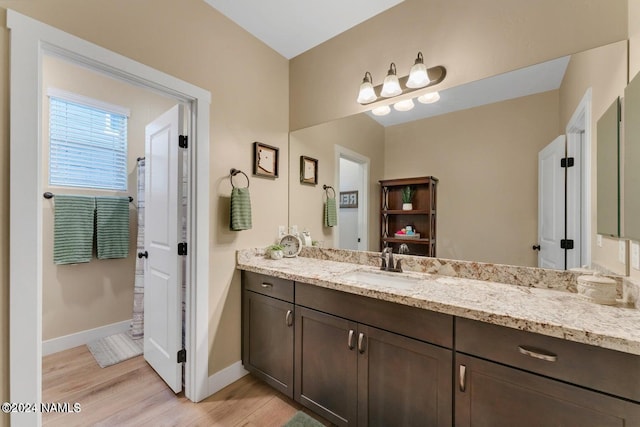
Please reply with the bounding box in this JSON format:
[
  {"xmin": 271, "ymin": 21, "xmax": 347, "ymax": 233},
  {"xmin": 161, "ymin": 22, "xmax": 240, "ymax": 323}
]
[{"xmin": 48, "ymin": 90, "xmax": 129, "ymax": 191}]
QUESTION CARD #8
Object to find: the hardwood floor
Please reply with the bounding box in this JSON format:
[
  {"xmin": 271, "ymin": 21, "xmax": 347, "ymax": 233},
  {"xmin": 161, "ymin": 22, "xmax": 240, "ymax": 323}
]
[{"xmin": 42, "ymin": 346, "xmax": 331, "ymax": 426}]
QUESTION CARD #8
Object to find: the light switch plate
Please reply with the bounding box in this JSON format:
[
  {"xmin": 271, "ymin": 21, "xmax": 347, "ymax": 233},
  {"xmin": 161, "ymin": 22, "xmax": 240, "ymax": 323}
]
[
  {"xmin": 632, "ymin": 242, "xmax": 640, "ymax": 271},
  {"xmin": 597, "ymin": 235, "xmax": 603, "ymax": 247},
  {"xmin": 290, "ymin": 225, "xmax": 298, "ymax": 236},
  {"xmin": 278, "ymin": 225, "xmax": 286, "ymax": 239},
  {"xmin": 619, "ymin": 240, "xmax": 626, "ymax": 264}
]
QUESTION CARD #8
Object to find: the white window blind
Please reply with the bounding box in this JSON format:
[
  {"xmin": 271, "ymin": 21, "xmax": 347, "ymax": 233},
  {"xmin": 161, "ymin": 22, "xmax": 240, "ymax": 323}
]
[{"xmin": 48, "ymin": 90, "xmax": 129, "ymax": 191}]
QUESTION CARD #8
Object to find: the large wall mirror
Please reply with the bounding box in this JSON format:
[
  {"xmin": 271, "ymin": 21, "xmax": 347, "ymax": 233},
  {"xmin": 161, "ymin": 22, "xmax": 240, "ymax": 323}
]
[
  {"xmin": 624, "ymin": 71, "xmax": 640, "ymax": 241},
  {"xmin": 289, "ymin": 40, "xmax": 628, "ymax": 270},
  {"xmin": 597, "ymin": 97, "xmax": 620, "ymax": 237}
]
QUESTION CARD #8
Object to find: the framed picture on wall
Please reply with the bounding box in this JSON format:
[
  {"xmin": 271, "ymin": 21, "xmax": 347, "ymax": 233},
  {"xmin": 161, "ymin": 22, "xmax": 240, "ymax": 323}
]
[
  {"xmin": 253, "ymin": 142, "xmax": 279, "ymax": 178},
  {"xmin": 340, "ymin": 191, "xmax": 358, "ymax": 208},
  {"xmin": 300, "ymin": 155, "xmax": 318, "ymax": 185}
]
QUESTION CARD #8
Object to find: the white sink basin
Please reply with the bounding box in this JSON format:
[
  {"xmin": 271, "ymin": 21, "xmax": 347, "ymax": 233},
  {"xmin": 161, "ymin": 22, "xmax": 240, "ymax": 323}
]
[{"xmin": 339, "ymin": 270, "xmax": 424, "ymax": 290}]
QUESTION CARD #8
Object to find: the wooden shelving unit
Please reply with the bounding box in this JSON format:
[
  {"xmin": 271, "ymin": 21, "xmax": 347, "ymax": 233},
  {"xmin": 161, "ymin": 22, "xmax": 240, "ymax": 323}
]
[{"xmin": 379, "ymin": 176, "xmax": 438, "ymax": 257}]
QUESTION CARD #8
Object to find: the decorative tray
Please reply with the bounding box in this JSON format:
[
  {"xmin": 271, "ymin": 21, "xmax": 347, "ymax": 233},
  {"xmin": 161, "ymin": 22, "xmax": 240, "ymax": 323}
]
[{"xmin": 394, "ymin": 233, "xmax": 421, "ymax": 239}]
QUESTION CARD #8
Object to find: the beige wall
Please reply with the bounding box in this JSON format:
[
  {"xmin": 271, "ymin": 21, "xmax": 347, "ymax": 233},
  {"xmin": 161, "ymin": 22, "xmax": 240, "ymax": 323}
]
[
  {"xmin": 41, "ymin": 55, "xmax": 177, "ymax": 340},
  {"xmin": 384, "ymin": 91, "xmax": 559, "ymax": 266},
  {"xmin": 630, "ymin": 0, "xmax": 640, "ymax": 79},
  {"xmin": 290, "ymin": 0, "xmax": 628, "ymax": 130},
  {"xmin": 0, "ymin": 0, "xmax": 289, "ymax": 418},
  {"xmin": 289, "ymin": 114, "xmax": 385, "ymax": 249},
  {"xmin": 558, "ymin": 40, "xmax": 628, "ymax": 275}
]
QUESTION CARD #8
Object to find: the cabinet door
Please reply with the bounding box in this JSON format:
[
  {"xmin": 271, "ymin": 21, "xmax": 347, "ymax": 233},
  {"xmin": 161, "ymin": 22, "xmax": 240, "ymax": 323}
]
[
  {"xmin": 357, "ymin": 325, "xmax": 452, "ymax": 427},
  {"xmin": 295, "ymin": 306, "xmax": 358, "ymax": 426},
  {"xmin": 242, "ymin": 290, "xmax": 294, "ymax": 398},
  {"xmin": 455, "ymin": 353, "xmax": 640, "ymax": 427}
]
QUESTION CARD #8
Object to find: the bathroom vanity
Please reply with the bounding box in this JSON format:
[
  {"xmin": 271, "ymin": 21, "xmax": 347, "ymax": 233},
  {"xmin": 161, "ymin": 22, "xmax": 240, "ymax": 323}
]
[{"xmin": 238, "ymin": 249, "xmax": 640, "ymax": 426}]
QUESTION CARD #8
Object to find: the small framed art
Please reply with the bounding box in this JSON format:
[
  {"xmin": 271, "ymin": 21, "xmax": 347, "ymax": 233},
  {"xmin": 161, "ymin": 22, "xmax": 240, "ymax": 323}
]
[
  {"xmin": 253, "ymin": 142, "xmax": 279, "ymax": 178},
  {"xmin": 300, "ymin": 155, "xmax": 318, "ymax": 185}
]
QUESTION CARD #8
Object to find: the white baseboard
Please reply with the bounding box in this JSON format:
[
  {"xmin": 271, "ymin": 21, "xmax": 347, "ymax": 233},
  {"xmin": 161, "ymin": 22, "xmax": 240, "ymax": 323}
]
[
  {"xmin": 208, "ymin": 360, "xmax": 249, "ymax": 395},
  {"xmin": 42, "ymin": 319, "xmax": 131, "ymax": 356}
]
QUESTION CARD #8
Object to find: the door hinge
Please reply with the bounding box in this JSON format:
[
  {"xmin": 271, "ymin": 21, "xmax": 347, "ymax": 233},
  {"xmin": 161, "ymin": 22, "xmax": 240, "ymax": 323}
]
[
  {"xmin": 560, "ymin": 239, "xmax": 574, "ymax": 250},
  {"xmin": 560, "ymin": 157, "xmax": 574, "ymax": 168},
  {"xmin": 179, "ymin": 135, "xmax": 188, "ymax": 149},
  {"xmin": 178, "ymin": 242, "xmax": 188, "ymax": 256},
  {"xmin": 177, "ymin": 349, "xmax": 186, "ymax": 363}
]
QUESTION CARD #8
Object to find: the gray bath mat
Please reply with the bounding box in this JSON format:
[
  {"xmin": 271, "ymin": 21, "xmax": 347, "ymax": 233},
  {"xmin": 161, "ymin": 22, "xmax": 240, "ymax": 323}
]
[
  {"xmin": 283, "ymin": 411, "xmax": 325, "ymax": 427},
  {"xmin": 87, "ymin": 332, "xmax": 143, "ymax": 368}
]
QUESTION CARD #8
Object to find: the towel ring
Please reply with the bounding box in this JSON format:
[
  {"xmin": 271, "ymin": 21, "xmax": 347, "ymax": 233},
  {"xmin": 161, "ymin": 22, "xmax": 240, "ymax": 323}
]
[
  {"xmin": 323, "ymin": 184, "xmax": 335, "ymax": 198},
  {"xmin": 230, "ymin": 168, "xmax": 250, "ymax": 189}
]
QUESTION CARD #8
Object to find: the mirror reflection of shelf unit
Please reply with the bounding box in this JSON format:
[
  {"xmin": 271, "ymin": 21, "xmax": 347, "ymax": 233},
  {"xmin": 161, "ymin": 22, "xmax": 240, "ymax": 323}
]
[{"xmin": 380, "ymin": 176, "xmax": 438, "ymax": 257}]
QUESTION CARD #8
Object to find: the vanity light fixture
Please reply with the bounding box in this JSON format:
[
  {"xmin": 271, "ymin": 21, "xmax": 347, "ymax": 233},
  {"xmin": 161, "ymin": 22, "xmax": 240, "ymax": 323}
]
[
  {"xmin": 418, "ymin": 91, "xmax": 441, "ymax": 104},
  {"xmin": 394, "ymin": 99, "xmax": 415, "ymax": 111},
  {"xmin": 356, "ymin": 52, "xmax": 446, "ymax": 106}
]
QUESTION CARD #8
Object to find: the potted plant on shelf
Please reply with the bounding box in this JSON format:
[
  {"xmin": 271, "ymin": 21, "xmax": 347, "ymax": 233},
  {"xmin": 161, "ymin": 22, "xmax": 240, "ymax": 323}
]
[
  {"xmin": 401, "ymin": 185, "xmax": 414, "ymax": 210},
  {"xmin": 265, "ymin": 244, "xmax": 285, "ymax": 260}
]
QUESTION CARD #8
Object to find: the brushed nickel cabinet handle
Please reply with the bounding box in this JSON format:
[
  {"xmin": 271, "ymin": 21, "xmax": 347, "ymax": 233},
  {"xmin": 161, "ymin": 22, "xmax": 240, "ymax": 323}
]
[
  {"xmin": 260, "ymin": 282, "xmax": 273, "ymax": 288},
  {"xmin": 285, "ymin": 310, "xmax": 293, "ymax": 327},
  {"xmin": 459, "ymin": 364, "xmax": 467, "ymax": 392},
  {"xmin": 358, "ymin": 332, "xmax": 366, "ymax": 354},
  {"xmin": 348, "ymin": 330, "xmax": 355, "ymax": 350},
  {"xmin": 518, "ymin": 345, "xmax": 557, "ymax": 362}
]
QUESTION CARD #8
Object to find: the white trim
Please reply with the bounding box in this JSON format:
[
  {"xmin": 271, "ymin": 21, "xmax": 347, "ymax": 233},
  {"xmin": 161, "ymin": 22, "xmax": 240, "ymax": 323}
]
[
  {"xmin": 335, "ymin": 145, "xmax": 371, "ymax": 250},
  {"xmin": 565, "ymin": 88, "xmax": 592, "ymax": 269},
  {"xmin": 47, "ymin": 87, "xmax": 131, "ymax": 117},
  {"xmin": 208, "ymin": 361, "xmax": 249, "ymax": 395},
  {"xmin": 42, "ymin": 319, "xmax": 131, "ymax": 356},
  {"xmin": 7, "ymin": 10, "xmax": 211, "ymax": 425}
]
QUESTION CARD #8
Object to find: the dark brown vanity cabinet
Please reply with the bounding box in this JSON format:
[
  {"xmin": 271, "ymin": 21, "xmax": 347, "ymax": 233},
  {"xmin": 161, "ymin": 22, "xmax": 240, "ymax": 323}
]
[
  {"xmin": 241, "ymin": 271, "xmax": 294, "ymax": 398},
  {"xmin": 295, "ymin": 282, "xmax": 453, "ymax": 427},
  {"xmin": 455, "ymin": 318, "xmax": 640, "ymax": 427}
]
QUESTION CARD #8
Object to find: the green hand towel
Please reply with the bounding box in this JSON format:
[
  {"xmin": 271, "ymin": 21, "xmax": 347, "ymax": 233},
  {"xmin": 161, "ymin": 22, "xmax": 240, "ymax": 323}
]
[
  {"xmin": 324, "ymin": 197, "xmax": 337, "ymax": 227},
  {"xmin": 96, "ymin": 196, "xmax": 130, "ymax": 259},
  {"xmin": 53, "ymin": 195, "xmax": 96, "ymax": 265},
  {"xmin": 230, "ymin": 187, "xmax": 252, "ymax": 231}
]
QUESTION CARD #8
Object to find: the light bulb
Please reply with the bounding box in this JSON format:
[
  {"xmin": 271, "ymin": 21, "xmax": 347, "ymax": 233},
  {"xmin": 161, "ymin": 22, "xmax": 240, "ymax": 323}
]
[
  {"xmin": 394, "ymin": 99, "xmax": 415, "ymax": 111},
  {"xmin": 417, "ymin": 91, "xmax": 440, "ymax": 104},
  {"xmin": 356, "ymin": 72, "xmax": 377, "ymax": 104},
  {"xmin": 371, "ymin": 105, "xmax": 391, "ymax": 116},
  {"xmin": 406, "ymin": 52, "xmax": 430, "ymax": 88},
  {"xmin": 380, "ymin": 63, "xmax": 402, "ymax": 97}
]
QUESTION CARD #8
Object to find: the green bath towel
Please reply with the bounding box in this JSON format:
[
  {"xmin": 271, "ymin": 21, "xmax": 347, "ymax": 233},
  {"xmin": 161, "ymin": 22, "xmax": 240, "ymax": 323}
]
[
  {"xmin": 96, "ymin": 196, "xmax": 130, "ymax": 259},
  {"xmin": 324, "ymin": 197, "xmax": 337, "ymax": 227},
  {"xmin": 230, "ymin": 187, "xmax": 252, "ymax": 231},
  {"xmin": 53, "ymin": 195, "xmax": 96, "ymax": 265}
]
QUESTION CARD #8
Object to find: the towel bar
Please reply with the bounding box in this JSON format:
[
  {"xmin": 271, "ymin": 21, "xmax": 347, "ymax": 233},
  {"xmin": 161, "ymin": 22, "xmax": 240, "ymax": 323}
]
[
  {"xmin": 43, "ymin": 192, "xmax": 133, "ymax": 202},
  {"xmin": 322, "ymin": 184, "xmax": 335, "ymax": 198}
]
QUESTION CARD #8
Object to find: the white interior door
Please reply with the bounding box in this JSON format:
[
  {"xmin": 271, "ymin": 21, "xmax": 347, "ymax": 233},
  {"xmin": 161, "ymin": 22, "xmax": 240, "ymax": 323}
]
[
  {"xmin": 538, "ymin": 135, "xmax": 566, "ymax": 269},
  {"xmin": 144, "ymin": 104, "xmax": 184, "ymax": 393}
]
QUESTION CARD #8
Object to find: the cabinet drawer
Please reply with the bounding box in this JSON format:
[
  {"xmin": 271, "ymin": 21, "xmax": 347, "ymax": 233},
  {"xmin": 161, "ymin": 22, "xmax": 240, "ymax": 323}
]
[
  {"xmin": 456, "ymin": 317, "xmax": 640, "ymax": 402},
  {"xmin": 242, "ymin": 271, "xmax": 294, "ymax": 302},
  {"xmin": 296, "ymin": 281, "xmax": 452, "ymax": 348}
]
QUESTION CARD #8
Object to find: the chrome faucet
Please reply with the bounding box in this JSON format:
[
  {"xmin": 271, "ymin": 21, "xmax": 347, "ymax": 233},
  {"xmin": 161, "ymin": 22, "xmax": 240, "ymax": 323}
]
[{"xmin": 381, "ymin": 247, "xmax": 402, "ymax": 272}]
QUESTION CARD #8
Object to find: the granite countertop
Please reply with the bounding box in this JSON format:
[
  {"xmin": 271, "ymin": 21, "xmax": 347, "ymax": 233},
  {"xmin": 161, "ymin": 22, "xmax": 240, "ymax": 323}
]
[{"xmin": 237, "ymin": 250, "xmax": 640, "ymax": 356}]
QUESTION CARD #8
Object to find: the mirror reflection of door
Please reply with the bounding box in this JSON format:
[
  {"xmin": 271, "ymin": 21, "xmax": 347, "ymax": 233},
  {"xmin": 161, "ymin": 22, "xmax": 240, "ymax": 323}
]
[{"xmin": 338, "ymin": 156, "xmax": 367, "ymax": 251}]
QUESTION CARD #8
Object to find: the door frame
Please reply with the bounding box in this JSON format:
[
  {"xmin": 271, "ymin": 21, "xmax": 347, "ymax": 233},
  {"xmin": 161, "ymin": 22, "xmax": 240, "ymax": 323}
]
[
  {"xmin": 565, "ymin": 88, "xmax": 592, "ymax": 269},
  {"xmin": 335, "ymin": 145, "xmax": 370, "ymax": 251},
  {"xmin": 7, "ymin": 9, "xmax": 211, "ymax": 425}
]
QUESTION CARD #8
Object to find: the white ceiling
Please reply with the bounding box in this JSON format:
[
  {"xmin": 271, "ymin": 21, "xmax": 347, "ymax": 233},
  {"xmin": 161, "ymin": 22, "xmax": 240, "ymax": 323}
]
[{"xmin": 203, "ymin": 0, "xmax": 404, "ymax": 59}]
